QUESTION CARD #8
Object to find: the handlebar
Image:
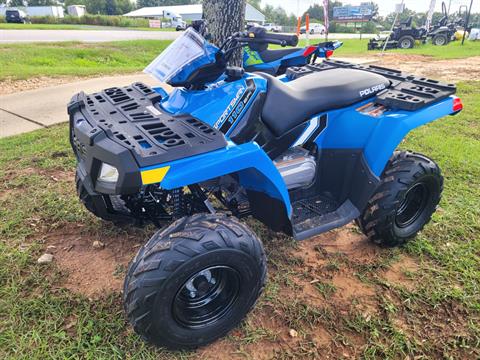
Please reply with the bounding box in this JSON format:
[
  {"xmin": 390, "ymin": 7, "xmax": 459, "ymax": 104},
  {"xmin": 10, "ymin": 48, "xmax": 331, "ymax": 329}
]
[
  {"xmin": 244, "ymin": 27, "xmax": 298, "ymax": 47},
  {"xmin": 261, "ymin": 32, "xmax": 299, "ymax": 47}
]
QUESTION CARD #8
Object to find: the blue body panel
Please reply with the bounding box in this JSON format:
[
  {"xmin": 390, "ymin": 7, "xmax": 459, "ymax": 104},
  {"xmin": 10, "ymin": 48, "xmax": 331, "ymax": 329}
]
[
  {"xmin": 242, "ymin": 41, "xmax": 343, "ymax": 74},
  {"xmin": 301, "ymin": 96, "xmax": 455, "ymax": 176},
  {"xmin": 141, "ymin": 141, "xmax": 292, "ymax": 216},
  {"xmin": 244, "ymin": 48, "xmax": 307, "ymax": 74},
  {"xmin": 149, "ymin": 71, "xmax": 456, "ymax": 218},
  {"xmin": 160, "ymin": 74, "xmax": 267, "ymax": 136}
]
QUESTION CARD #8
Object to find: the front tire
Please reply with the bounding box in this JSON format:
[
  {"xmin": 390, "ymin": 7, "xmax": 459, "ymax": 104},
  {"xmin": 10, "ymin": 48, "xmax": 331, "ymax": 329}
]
[
  {"xmin": 432, "ymin": 33, "xmax": 448, "ymax": 46},
  {"xmin": 124, "ymin": 213, "xmax": 267, "ymax": 349},
  {"xmin": 357, "ymin": 151, "xmax": 443, "ymax": 247},
  {"xmin": 398, "ymin": 35, "xmax": 415, "ymax": 49}
]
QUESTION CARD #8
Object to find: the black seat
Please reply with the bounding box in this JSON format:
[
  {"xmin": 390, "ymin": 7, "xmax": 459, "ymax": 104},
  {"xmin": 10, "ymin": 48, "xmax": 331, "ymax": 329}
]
[
  {"xmin": 261, "ymin": 69, "xmax": 390, "ymax": 136},
  {"xmin": 258, "ymin": 48, "xmax": 301, "ymax": 63}
]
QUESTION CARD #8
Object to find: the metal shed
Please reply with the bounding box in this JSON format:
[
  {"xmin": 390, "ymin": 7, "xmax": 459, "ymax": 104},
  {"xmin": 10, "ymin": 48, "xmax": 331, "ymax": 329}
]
[{"xmin": 124, "ymin": 3, "xmax": 265, "ymax": 23}]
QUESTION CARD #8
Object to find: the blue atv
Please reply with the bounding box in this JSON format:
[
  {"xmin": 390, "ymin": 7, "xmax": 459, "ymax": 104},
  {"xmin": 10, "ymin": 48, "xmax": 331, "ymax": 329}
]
[
  {"xmin": 192, "ymin": 20, "xmax": 342, "ymax": 76},
  {"xmin": 242, "ymin": 25, "xmax": 342, "ymax": 75},
  {"xmin": 69, "ymin": 28, "xmax": 462, "ymax": 349}
]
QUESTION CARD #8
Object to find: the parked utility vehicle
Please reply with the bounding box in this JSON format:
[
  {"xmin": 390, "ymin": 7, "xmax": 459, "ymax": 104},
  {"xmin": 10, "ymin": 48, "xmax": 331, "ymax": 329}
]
[
  {"xmin": 368, "ymin": 17, "xmax": 427, "ymax": 50},
  {"xmin": 69, "ymin": 27, "xmax": 462, "ymax": 349}
]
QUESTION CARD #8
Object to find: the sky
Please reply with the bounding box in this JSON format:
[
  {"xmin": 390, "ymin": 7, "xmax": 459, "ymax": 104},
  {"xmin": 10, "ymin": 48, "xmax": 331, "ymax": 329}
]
[{"xmin": 260, "ymin": 0, "xmax": 479, "ymax": 17}]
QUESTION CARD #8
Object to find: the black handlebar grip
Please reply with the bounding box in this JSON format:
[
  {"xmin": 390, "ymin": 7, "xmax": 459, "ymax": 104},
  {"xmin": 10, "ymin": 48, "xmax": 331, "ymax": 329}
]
[{"xmin": 264, "ymin": 32, "xmax": 299, "ymax": 46}]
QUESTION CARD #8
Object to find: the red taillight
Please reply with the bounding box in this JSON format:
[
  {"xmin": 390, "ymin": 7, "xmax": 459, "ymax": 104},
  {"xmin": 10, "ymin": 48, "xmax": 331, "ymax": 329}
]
[
  {"xmin": 303, "ymin": 46, "xmax": 317, "ymax": 57},
  {"xmin": 325, "ymin": 49, "xmax": 334, "ymax": 58},
  {"xmin": 452, "ymin": 97, "xmax": 463, "ymax": 112}
]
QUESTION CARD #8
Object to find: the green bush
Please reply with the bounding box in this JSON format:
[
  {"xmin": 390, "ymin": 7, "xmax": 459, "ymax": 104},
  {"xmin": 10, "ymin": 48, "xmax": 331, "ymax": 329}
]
[
  {"xmin": 0, "ymin": 16, "xmax": 5, "ymax": 24},
  {"xmin": 360, "ymin": 21, "xmax": 378, "ymax": 34},
  {"xmin": 328, "ymin": 22, "xmax": 379, "ymax": 34},
  {"xmin": 328, "ymin": 23, "xmax": 356, "ymax": 33},
  {"xmin": 29, "ymin": 15, "xmax": 149, "ymax": 28}
]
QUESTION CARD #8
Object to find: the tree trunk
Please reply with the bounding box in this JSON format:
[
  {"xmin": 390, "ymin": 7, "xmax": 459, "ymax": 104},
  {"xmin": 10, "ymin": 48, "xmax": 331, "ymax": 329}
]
[{"xmin": 203, "ymin": 0, "xmax": 246, "ymax": 66}]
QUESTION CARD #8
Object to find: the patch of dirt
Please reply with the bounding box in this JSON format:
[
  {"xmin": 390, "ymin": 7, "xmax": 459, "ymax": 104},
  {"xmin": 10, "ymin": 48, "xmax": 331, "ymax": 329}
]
[
  {"xmin": 44, "ymin": 224, "xmax": 144, "ymax": 297},
  {"xmin": 0, "ymin": 76, "xmax": 88, "ymax": 96},
  {"xmin": 371, "ymin": 54, "xmax": 480, "ymax": 82},
  {"xmin": 318, "ymin": 223, "xmax": 382, "ymax": 262},
  {"xmin": 382, "ymin": 255, "xmax": 419, "ymax": 289},
  {"xmin": 332, "ymin": 273, "xmax": 375, "ymax": 300}
]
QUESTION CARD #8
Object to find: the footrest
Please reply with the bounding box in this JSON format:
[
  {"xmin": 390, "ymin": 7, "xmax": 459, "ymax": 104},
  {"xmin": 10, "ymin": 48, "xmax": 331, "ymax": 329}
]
[{"xmin": 292, "ymin": 197, "xmax": 359, "ymax": 241}]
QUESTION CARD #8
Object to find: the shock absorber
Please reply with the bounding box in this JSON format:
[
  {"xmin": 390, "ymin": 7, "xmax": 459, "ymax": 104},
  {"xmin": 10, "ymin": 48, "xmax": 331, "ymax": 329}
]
[{"xmin": 172, "ymin": 188, "xmax": 185, "ymax": 219}]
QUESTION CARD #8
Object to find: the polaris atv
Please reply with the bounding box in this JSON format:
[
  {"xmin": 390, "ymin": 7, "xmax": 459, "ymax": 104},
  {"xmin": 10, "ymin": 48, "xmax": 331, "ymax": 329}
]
[
  {"xmin": 69, "ymin": 28, "xmax": 462, "ymax": 349},
  {"xmin": 192, "ymin": 20, "xmax": 342, "ymax": 76},
  {"xmin": 242, "ymin": 26, "xmax": 342, "ymax": 75}
]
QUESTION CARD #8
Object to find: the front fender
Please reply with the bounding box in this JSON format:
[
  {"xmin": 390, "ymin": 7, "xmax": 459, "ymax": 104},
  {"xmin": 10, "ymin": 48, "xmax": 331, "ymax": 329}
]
[{"xmin": 139, "ymin": 141, "xmax": 292, "ymax": 217}]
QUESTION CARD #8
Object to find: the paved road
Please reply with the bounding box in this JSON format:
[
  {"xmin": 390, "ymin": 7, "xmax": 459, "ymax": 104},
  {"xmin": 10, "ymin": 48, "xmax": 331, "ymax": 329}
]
[
  {"xmin": 0, "ymin": 73, "xmax": 162, "ymax": 137},
  {"xmin": 0, "ymin": 29, "xmax": 375, "ymax": 43},
  {"xmin": 0, "ymin": 29, "xmax": 181, "ymax": 43}
]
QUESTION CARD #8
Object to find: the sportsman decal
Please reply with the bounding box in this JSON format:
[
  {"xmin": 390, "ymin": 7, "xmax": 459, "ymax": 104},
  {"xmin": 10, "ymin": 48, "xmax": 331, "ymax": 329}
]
[{"xmin": 214, "ymin": 79, "xmax": 256, "ymax": 134}]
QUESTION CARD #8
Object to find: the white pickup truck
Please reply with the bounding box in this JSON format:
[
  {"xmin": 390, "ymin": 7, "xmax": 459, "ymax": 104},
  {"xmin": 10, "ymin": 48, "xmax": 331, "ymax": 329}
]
[{"xmin": 263, "ymin": 23, "xmax": 282, "ymax": 32}]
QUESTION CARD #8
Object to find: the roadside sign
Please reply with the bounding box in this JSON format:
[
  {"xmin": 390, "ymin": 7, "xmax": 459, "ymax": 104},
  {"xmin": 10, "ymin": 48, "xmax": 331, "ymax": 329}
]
[
  {"xmin": 149, "ymin": 20, "xmax": 161, "ymax": 28},
  {"xmin": 333, "ymin": 3, "xmax": 373, "ymax": 22},
  {"xmin": 395, "ymin": 3, "xmax": 405, "ymax": 13}
]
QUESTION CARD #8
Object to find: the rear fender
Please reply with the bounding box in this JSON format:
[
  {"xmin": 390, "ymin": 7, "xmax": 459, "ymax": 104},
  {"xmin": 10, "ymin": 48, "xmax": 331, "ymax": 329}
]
[
  {"xmin": 140, "ymin": 141, "xmax": 292, "ymax": 216},
  {"xmin": 365, "ymin": 96, "xmax": 457, "ymax": 175}
]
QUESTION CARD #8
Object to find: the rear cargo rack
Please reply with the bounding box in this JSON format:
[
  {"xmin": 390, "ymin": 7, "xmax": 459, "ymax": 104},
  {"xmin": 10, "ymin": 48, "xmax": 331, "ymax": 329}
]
[
  {"xmin": 68, "ymin": 82, "xmax": 227, "ymax": 167},
  {"xmin": 285, "ymin": 60, "xmax": 456, "ymax": 111}
]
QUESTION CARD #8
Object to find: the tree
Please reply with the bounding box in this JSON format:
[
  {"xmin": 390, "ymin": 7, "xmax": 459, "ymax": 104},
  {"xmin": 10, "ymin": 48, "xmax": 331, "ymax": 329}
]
[
  {"xmin": 203, "ymin": 0, "xmax": 246, "ymax": 66},
  {"xmin": 302, "ymin": 4, "xmax": 323, "ymax": 21},
  {"xmin": 262, "ymin": 4, "xmax": 292, "ymax": 25},
  {"xmin": 26, "ymin": 0, "xmax": 57, "ymax": 5},
  {"xmin": 7, "ymin": 0, "xmax": 26, "ymax": 6}
]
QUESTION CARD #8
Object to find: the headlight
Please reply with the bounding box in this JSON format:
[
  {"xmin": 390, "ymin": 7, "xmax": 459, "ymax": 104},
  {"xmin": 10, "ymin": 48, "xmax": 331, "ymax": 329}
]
[{"xmin": 98, "ymin": 163, "xmax": 119, "ymax": 183}]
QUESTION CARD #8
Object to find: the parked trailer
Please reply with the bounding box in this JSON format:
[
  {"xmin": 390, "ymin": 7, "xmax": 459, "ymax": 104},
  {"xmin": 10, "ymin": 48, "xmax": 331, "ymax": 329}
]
[{"xmin": 0, "ymin": 6, "xmax": 65, "ymax": 18}]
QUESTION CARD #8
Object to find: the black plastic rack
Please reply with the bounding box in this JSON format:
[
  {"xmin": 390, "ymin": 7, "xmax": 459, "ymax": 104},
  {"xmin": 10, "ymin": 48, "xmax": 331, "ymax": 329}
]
[
  {"xmin": 285, "ymin": 59, "xmax": 456, "ymax": 111},
  {"xmin": 68, "ymin": 82, "xmax": 227, "ymax": 167}
]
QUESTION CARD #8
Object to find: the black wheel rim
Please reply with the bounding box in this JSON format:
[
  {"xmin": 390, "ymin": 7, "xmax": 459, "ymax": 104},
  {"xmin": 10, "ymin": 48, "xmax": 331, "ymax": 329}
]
[
  {"xmin": 395, "ymin": 182, "xmax": 430, "ymax": 228},
  {"xmin": 172, "ymin": 266, "xmax": 240, "ymax": 329}
]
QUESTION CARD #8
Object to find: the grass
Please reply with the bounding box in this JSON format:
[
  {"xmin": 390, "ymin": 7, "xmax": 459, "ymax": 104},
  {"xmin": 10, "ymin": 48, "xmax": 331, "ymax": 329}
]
[
  {"xmin": 0, "ymin": 81, "xmax": 478, "ymax": 358},
  {"xmin": 2, "ymin": 36, "xmax": 479, "ymax": 81},
  {"xmin": 0, "ymin": 23, "xmax": 176, "ymax": 31},
  {"xmin": 297, "ymin": 37, "xmax": 480, "ymax": 59},
  {"xmin": 0, "ymin": 40, "xmax": 171, "ymax": 80}
]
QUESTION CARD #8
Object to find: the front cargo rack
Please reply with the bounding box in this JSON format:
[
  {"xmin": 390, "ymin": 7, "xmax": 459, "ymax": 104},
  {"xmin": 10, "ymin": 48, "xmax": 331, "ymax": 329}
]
[
  {"xmin": 285, "ymin": 59, "xmax": 456, "ymax": 111},
  {"xmin": 68, "ymin": 82, "xmax": 227, "ymax": 167}
]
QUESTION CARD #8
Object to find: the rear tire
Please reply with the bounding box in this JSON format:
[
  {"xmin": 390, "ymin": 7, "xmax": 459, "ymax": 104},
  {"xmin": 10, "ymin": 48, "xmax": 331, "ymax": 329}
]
[
  {"xmin": 398, "ymin": 35, "xmax": 415, "ymax": 49},
  {"xmin": 123, "ymin": 213, "xmax": 267, "ymax": 349},
  {"xmin": 432, "ymin": 33, "xmax": 448, "ymax": 46},
  {"xmin": 357, "ymin": 151, "xmax": 443, "ymax": 247}
]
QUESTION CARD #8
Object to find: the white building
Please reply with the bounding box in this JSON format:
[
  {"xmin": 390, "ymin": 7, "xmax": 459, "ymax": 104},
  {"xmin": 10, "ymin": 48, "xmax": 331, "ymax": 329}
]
[
  {"xmin": 0, "ymin": 6, "xmax": 64, "ymax": 18},
  {"xmin": 67, "ymin": 5, "xmax": 86, "ymax": 17},
  {"xmin": 124, "ymin": 4, "xmax": 265, "ymax": 24}
]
